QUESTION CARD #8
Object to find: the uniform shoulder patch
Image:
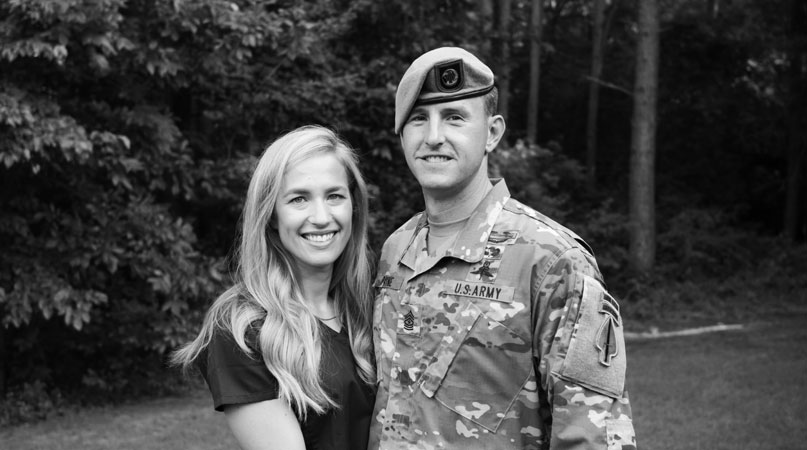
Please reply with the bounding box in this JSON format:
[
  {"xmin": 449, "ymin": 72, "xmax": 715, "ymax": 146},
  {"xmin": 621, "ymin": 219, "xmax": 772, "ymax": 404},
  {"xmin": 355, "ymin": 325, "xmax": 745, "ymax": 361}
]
[{"xmin": 556, "ymin": 274, "xmax": 626, "ymax": 398}]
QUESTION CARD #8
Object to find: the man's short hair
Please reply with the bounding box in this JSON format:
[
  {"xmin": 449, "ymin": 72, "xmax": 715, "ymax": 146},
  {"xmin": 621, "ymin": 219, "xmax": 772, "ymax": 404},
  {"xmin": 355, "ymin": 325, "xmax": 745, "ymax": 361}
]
[{"xmin": 483, "ymin": 86, "xmax": 499, "ymax": 117}]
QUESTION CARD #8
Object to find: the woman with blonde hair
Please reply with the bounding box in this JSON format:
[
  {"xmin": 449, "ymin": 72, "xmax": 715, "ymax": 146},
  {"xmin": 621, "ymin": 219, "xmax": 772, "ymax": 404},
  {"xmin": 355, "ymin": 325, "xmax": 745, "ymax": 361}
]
[{"xmin": 172, "ymin": 125, "xmax": 375, "ymax": 450}]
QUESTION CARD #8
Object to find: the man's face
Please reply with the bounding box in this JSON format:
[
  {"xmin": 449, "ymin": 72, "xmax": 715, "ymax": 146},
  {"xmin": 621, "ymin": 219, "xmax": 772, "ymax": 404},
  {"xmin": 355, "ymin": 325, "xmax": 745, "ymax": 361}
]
[{"xmin": 400, "ymin": 96, "xmax": 501, "ymax": 199}]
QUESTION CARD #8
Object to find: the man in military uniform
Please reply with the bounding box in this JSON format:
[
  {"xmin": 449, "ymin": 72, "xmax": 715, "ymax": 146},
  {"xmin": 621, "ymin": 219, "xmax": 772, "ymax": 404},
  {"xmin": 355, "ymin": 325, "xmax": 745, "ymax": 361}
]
[{"xmin": 369, "ymin": 47, "xmax": 636, "ymax": 449}]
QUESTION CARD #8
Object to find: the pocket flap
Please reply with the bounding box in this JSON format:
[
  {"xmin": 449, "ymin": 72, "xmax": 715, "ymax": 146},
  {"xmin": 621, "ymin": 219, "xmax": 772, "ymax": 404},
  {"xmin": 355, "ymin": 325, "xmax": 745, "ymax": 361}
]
[
  {"xmin": 421, "ymin": 306, "xmax": 533, "ymax": 432},
  {"xmin": 416, "ymin": 302, "xmax": 482, "ymax": 398}
]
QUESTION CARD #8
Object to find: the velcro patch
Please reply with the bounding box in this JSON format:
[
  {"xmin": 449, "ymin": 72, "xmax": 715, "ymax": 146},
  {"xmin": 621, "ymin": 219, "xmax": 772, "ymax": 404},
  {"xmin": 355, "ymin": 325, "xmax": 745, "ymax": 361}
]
[
  {"xmin": 448, "ymin": 280, "xmax": 514, "ymax": 303},
  {"xmin": 374, "ymin": 274, "xmax": 403, "ymax": 290}
]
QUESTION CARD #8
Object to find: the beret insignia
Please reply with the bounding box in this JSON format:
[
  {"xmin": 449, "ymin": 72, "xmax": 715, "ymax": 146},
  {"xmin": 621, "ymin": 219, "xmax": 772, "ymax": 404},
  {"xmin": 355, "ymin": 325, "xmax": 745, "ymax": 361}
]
[{"xmin": 436, "ymin": 60, "xmax": 463, "ymax": 92}]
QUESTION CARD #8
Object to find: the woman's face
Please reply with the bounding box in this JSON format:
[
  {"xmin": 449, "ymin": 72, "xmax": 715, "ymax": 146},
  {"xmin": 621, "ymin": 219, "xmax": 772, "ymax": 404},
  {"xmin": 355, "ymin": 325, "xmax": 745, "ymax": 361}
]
[{"xmin": 274, "ymin": 153, "xmax": 353, "ymax": 275}]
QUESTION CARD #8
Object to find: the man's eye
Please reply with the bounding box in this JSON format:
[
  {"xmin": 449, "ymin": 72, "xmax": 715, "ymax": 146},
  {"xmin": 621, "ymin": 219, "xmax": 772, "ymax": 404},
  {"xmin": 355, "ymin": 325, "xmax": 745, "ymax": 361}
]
[
  {"xmin": 408, "ymin": 114, "xmax": 426, "ymax": 122},
  {"xmin": 447, "ymin": 114, "xmax": 464, "ymax": 121}
]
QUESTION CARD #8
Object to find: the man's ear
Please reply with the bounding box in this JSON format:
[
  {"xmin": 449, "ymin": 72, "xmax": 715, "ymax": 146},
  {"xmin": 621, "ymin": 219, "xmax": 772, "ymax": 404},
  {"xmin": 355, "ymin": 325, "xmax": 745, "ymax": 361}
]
[{"xmin": 485, "ymin": 114, "xmax": 506, "ymax": 154}]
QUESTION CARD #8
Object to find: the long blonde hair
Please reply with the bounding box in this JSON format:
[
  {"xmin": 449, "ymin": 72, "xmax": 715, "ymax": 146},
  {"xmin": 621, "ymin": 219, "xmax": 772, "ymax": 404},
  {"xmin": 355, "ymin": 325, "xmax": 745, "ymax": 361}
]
[{"xmin": 172, "ymin": 125, "xmax": 375, "ymax": 418}]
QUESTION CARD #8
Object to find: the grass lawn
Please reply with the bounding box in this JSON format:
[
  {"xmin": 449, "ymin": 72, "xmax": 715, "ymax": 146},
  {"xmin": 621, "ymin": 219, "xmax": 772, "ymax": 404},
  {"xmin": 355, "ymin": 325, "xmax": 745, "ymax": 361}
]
[
  {"xmin": 2, "ymin": 314, "xmax": 805, "ymax": 450},
  {"xmin": 627, "ymin": 313, "xmax": 807, "ymax": 450},
  {"xmin": 0, "ymin": 390, "xmax": 238, "ymax": 450}
]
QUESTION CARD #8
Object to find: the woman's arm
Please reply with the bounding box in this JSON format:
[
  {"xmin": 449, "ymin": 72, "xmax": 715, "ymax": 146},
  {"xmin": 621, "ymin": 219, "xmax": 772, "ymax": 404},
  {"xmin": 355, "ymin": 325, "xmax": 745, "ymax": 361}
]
[{"xmin": 224, "ymin": 399, "xmax": 306, "ymax": 450}]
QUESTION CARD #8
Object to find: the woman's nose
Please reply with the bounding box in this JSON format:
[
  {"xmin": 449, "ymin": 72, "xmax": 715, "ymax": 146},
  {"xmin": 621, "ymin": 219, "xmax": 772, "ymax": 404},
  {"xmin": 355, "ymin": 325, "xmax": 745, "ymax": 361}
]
[{"xmin": 308, "ymin": 199, "xmax": 331, "ymax": 225}]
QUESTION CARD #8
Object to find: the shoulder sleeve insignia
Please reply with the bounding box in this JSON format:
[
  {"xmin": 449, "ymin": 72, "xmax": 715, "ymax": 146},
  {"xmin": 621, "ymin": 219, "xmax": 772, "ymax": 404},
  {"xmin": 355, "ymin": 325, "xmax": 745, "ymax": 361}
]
[
  {"xmin": 557, "ymin": 275, "xmax": 626, "ymax": 398},
  {"xmin": 596, "ymin": 292, "xmax": 621, "ymax": 367},
  {"xmin": 596, "ymin": 316, "xmax": 619, "ymax": 367}
]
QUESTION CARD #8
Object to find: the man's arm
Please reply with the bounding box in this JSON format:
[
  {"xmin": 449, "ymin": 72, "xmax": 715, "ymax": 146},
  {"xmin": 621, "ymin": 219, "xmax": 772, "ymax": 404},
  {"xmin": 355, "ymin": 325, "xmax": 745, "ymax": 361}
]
[{"xmin": 533, "ymin": 249, "xmax": 636, "ymax": 449}]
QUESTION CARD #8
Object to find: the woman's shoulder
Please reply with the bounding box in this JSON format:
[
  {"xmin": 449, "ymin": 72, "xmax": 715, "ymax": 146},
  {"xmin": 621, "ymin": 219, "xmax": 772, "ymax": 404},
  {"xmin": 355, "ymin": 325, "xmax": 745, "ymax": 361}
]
[{"xmin": 207, "ymin": 318, "xmax": 265, "ymax": 358}]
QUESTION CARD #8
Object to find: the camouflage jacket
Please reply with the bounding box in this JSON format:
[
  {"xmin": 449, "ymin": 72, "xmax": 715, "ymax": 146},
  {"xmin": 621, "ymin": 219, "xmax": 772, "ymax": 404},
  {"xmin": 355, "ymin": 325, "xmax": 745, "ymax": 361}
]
[{"xmin": 368, "ymin": 180, "xmax": 636, "ymax": 450}]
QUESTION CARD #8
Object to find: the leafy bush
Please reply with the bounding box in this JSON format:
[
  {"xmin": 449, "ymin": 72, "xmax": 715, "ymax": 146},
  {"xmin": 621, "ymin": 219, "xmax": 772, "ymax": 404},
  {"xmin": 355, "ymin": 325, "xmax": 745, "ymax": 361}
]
[
  {"xmin": 0, "ymin": 381, "xmax": 64, "ymax": 427},
  {"xmin": 619, "ymin": 229, "xmax": 807, "ymax": 324},
  {"xmin": 491, "ymin": 139, "xmax": 630, "ymax": 278}
]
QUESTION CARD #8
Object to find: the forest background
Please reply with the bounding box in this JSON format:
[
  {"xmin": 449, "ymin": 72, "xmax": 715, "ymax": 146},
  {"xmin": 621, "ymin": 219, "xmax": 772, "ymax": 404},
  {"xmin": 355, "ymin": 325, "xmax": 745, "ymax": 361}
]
[{"xmin": 1, "ymin": 0, "xmax": 805, "ymax": 425}]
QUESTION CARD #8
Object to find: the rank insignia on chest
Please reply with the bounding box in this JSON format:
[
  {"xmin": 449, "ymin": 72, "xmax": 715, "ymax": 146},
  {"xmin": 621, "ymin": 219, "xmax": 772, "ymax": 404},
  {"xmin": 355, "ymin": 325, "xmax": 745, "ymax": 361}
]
[{"xmin": 397, "ymin": 307, "xmax": 420, "ymax": 334}]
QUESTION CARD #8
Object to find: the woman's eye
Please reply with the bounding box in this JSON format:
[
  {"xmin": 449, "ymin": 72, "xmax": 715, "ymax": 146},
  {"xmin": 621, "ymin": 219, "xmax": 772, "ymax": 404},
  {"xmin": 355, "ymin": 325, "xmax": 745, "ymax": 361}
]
[
  {"xmin": 289, "ymin": 196, "xmax": 306, "ymax": 204},
  {"xmin": 328, "ymin": 193, "xmax": 346, "ymax": 201}
]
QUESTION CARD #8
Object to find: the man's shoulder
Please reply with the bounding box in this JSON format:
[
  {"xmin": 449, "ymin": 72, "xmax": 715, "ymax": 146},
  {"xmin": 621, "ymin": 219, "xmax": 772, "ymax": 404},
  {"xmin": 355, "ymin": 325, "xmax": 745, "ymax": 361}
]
[
  {"xmin": 377, "ymin": 211, "xmax": 424, "ymax": 263},
  {"xmin": 500, "ymin": 197, "xmax": 594, "ymax": 256},
  {"xmin": 383, "ymin": 212, "xmax": 424, "ymax": 245}
]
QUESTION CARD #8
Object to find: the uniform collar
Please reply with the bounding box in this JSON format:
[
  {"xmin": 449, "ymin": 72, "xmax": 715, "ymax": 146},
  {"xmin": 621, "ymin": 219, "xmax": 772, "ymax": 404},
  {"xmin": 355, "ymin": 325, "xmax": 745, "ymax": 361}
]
[{"xmin": 399, "ymin": 179, "xmax": 510, "ymax": 272}]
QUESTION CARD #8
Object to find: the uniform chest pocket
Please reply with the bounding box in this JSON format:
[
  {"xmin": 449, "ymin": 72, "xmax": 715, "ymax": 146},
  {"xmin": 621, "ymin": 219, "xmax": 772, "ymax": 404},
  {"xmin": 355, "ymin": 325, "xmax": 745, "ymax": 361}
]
[{"xmin": 415, "ymin": 302, "xmax": 533, "ymax": 432}]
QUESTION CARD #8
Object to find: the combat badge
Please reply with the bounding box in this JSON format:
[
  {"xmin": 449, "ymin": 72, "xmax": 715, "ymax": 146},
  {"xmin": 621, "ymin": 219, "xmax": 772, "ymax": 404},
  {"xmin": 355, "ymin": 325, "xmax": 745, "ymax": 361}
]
[
  {"xmin": 468, "ymin": 243, "xmax": 507, "ymax": 282},
  {"xmin": 595, "ymin": 292, "xmax": 621, "ymax": 367},
  {"xmin": 487, "ymin": 230, "xmax": 519, "ymax": 245}
]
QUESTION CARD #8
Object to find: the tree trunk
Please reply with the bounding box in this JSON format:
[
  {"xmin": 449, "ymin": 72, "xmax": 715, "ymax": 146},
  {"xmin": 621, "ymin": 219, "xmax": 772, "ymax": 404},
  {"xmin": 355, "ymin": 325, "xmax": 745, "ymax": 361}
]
[
  {"xmin": 586, "ymin": 0, "xmax": 606, "ymax": 188},
  {"xmin": 0, "ymin": 325, "xmax": 6, "ymax": 397},
  {"xmin": 629, "ymin": 0, "xmax": 659, "ymax": 274},
  {"xmin": 783, "ymin": 0, "xmax": 807, "ymax": 241},
  {"xmin": 477, "ymin": 0, "xmax": 494, "ymax": 57},
  {"xmin": 496, "ymin": 0, "xmax": 512, "ymax": 120},
  {"xmin": 526, "ymin": 0, "xmax": 544, "ymax": 144},
  {"xmin": 707, "ymin": 0, "xmax": 720, "ymax": 19}
]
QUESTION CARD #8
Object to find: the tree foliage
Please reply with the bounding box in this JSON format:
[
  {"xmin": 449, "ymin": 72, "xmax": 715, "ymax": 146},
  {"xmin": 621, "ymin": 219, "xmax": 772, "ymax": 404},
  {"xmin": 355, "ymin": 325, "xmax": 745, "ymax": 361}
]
[{"xmin": 0, "ymin": 0, "xmax": 801, "ymax": 416}]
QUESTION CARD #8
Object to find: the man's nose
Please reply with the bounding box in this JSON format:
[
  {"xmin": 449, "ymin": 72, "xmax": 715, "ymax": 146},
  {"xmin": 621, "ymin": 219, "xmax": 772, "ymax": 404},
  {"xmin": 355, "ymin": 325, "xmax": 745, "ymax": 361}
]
[{"xmin": 425, "ymin": 120, "xmax": 445, "ymax": 148}]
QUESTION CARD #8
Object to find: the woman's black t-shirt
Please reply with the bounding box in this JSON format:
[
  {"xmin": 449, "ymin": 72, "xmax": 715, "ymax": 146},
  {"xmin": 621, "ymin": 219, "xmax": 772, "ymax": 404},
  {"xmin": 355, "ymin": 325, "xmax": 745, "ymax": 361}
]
[{"xmin": 197, "ymin": 322, "xmax": 375, "ymax": 450}]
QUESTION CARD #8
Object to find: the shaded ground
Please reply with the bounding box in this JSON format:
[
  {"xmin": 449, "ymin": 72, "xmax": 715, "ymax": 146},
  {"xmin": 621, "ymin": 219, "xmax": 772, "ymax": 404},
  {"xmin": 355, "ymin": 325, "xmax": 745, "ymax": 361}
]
[
  {"xmin": 0, "ymin": 391, "xmax": 237, "ymax": 450},
  {"xmin": 628, "ymin": 313, "xmax": 807, "ymax": 450},
  {"xmin": 2, "ymin": 314, "xmax": 805, "ymax": 450}
]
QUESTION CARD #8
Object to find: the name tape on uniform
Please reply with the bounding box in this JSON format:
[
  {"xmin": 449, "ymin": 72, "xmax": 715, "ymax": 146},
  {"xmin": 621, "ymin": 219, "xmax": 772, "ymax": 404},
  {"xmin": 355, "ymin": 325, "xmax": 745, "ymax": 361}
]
[
  {"xmin": 374, "ymin": 275, "xmax": 403, "ymax": 290},
  {"xmin": 448, "ymin": 280, "xmax": 514, "ymax": 303}
]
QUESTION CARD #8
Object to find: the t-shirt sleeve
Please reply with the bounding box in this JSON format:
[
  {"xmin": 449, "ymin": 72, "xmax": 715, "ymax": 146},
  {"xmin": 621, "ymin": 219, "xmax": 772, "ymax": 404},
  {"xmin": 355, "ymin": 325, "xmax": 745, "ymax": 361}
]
[{"xmin": 198, "ymin": 329, "xmax": 280, "ymax": 412}]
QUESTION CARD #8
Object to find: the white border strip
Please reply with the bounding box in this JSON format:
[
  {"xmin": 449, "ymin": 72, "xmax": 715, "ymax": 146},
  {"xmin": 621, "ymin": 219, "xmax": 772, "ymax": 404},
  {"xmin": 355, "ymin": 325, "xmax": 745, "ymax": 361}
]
[{"xmin": 625, "ymin": 323, "xmax": 744, "ymax": 340}]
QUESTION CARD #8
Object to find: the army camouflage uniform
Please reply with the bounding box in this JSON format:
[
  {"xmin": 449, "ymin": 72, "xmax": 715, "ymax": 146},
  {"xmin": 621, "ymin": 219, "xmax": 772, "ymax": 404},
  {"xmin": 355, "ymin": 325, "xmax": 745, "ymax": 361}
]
[{"xmin": 369, "ymin": 179, "xmax": 636, "ymax": 449}]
